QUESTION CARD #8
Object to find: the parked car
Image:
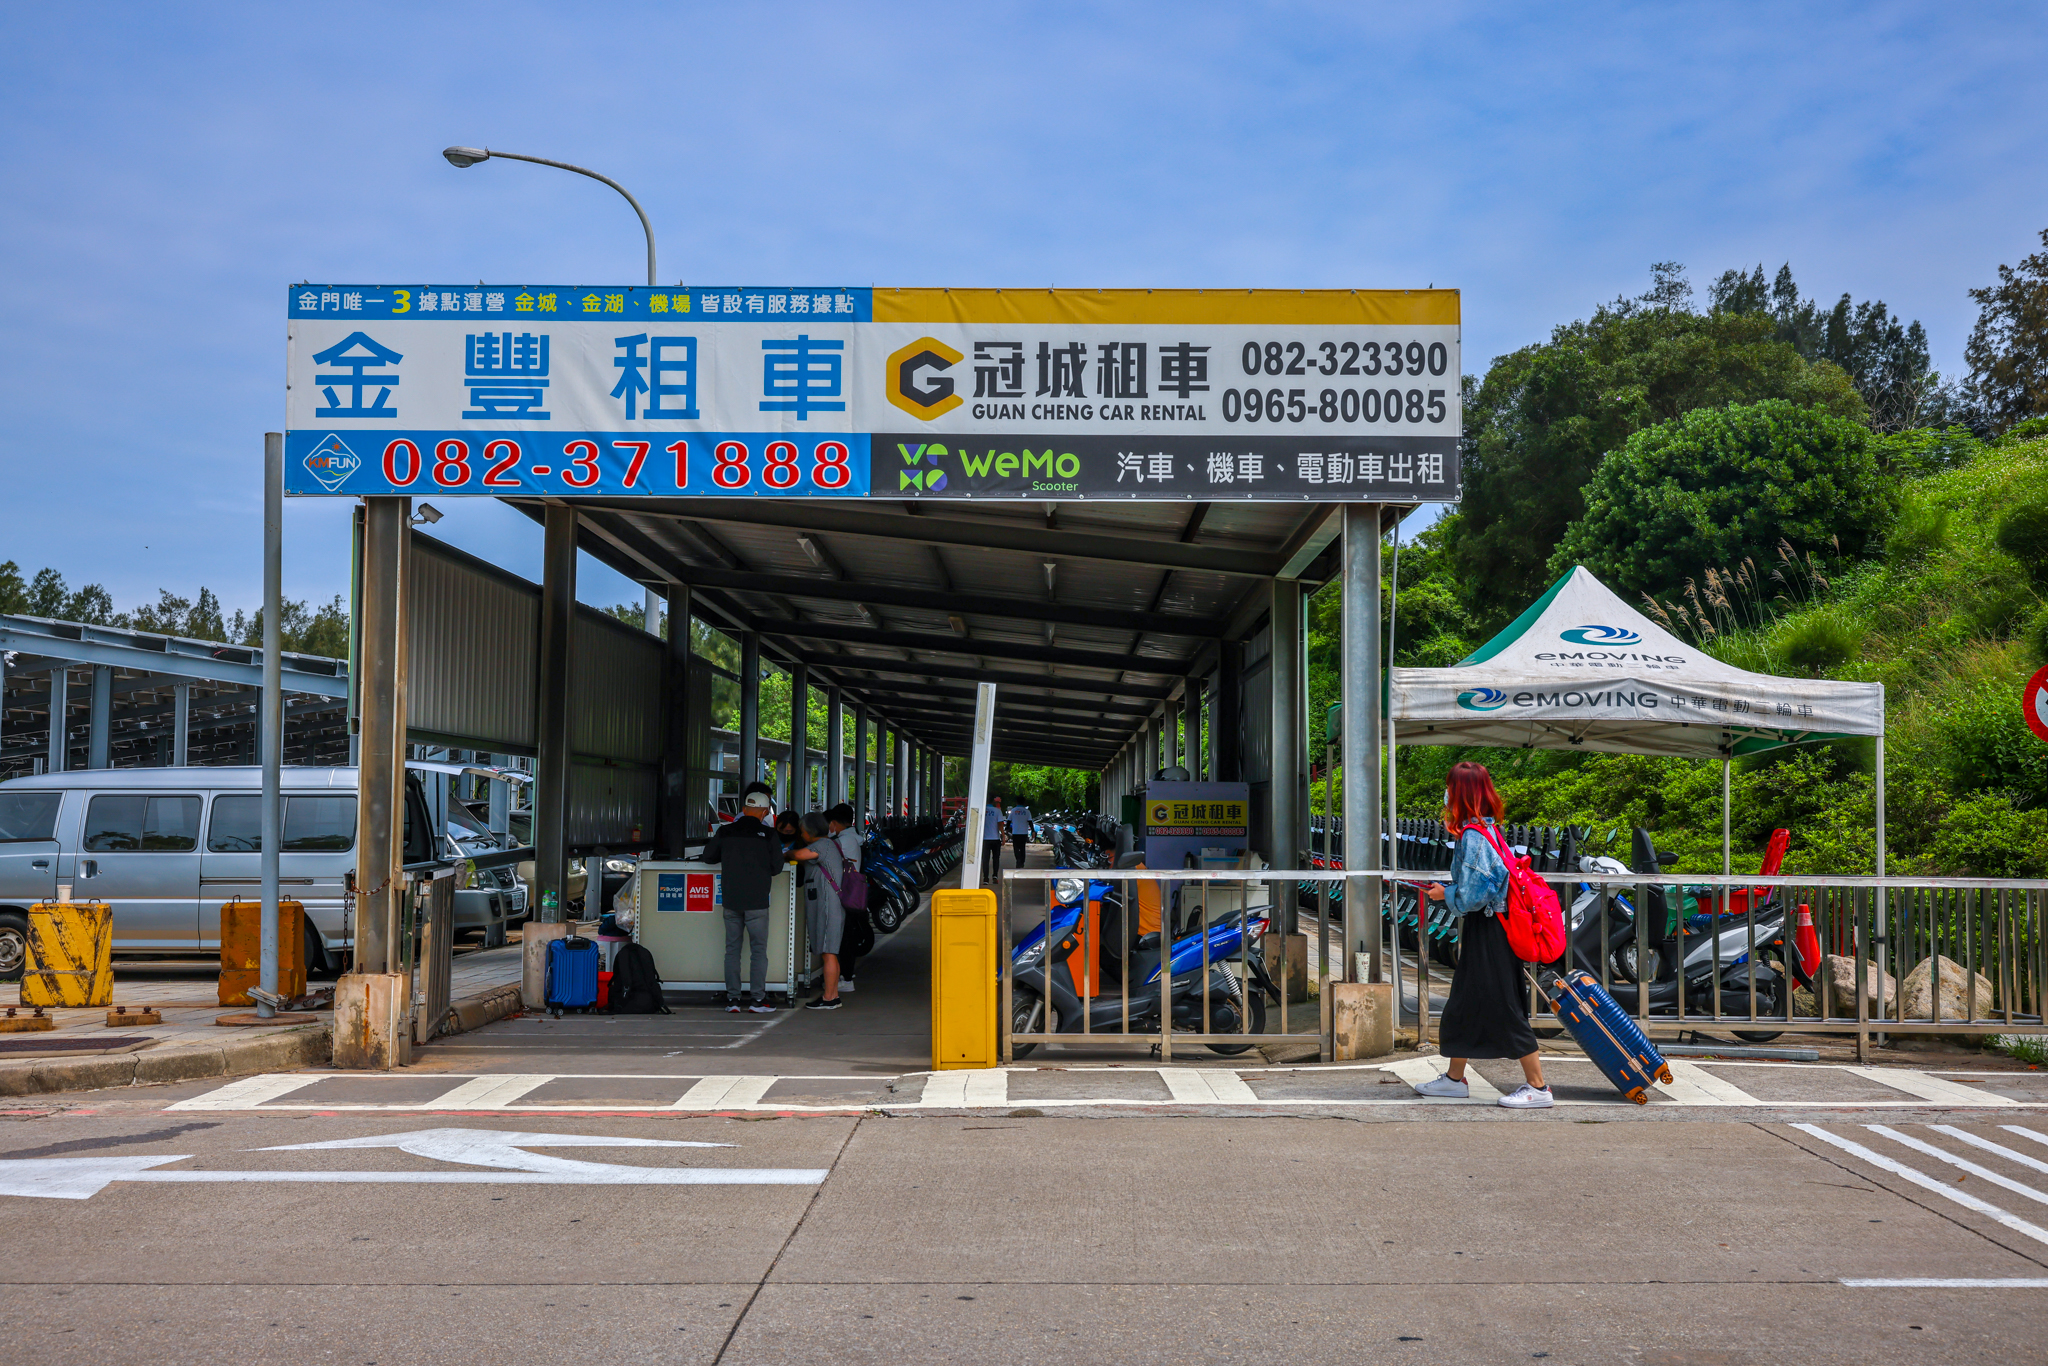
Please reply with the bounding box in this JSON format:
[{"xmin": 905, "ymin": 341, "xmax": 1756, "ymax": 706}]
[{"xmin": 0, "ymin": 765, "xmax": 529, "ymax": 980}]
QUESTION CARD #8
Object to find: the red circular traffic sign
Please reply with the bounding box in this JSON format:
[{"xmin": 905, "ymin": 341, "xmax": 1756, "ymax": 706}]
[{"xmin": 2027, "ymin": 664, "xmax": 2048, "ymax": 746}]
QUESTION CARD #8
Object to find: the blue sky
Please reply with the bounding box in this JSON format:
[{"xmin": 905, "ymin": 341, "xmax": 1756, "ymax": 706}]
[{"xmin": 2, "ymin": 2, "xmax": 2044, "ymax": 619}]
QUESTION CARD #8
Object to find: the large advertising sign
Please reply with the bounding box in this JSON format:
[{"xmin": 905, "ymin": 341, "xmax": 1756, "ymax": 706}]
[{"xmin": 286, "ymin": 286, "xmax": 1459, "ymax": 501}]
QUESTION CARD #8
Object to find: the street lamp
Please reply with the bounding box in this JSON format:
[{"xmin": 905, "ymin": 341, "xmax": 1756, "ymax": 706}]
[{"xmin": 441, "ymin": 146, "xmax": 657, "ymax": 286}]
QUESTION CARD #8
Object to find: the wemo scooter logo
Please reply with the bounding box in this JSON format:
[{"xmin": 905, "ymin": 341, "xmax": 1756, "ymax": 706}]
[
  {"xmin": 1456, "ymin": 687, "xmax": 1509, "ymax": 712},
  {"xmin": 1559, "ymin": 624, "xmax": 1641, "ymax": 646},
  {"xmin": 895, "ymin": 443, "xmax": 950, "ymax": 492}
]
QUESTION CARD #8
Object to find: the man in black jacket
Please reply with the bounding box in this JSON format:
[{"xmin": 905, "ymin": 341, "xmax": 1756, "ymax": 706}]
[{"xmin": 702, "ymin": 782, "xmax": 785, "ymax": 1012}]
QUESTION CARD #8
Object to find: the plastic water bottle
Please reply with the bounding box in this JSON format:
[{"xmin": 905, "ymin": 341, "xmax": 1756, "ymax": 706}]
[{"xmin": 541, "ymin": 889, "xmax": 559, "ymax": 921}]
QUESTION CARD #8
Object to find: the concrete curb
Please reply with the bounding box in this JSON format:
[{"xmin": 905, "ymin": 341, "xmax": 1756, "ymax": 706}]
[
  {"xmin": 0, "ymin": 1022, "xmax": 332, "ymax": 1098},
  {"xmin": 438, "ymin": 982, "xmax": 524, "ymax": 1039}
]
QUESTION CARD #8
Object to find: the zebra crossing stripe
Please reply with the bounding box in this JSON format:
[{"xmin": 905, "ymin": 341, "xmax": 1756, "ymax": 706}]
[
  {"xmin": 1793, "ymin": 1123, "xmax": 2048, "ymax": 1248},
  {"xmin": 1866, "ymin": 1125, "xmax": 2048, "ymax": 1209}
]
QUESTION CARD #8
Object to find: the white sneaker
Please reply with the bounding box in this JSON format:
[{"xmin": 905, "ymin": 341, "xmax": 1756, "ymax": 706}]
[
  {"xmin": 1499, "ymin": 1084, "xmax": 1554, "ymax": 1109},
  {"xmin": 1413, "ymin": 1075, "xmax": 1470, "ymax": 1098},
  {"xmin": 839, "ymin": 979, "xmax": 856, "ymax": 992}
]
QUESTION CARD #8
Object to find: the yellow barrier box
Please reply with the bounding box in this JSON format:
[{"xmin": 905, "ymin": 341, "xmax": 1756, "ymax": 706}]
[
  {"xmin": 21, "ymin": 902, "xmax": 113, "ymax": 1008},
  {"xmin": 931, "ymin": 888, "xmax": 998, "ymax": 1071},
  {"xmin": 219, "ymin": 901, "xmax": 307, "ymax": 1006}
]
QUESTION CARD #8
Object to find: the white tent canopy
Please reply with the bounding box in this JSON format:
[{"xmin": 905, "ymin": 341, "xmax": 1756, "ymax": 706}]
[
  {"xmin": 1390, "ymin": 566, "xmax": 1883, "ymax": 757},
  {"xmin": 1386, "ymin": 565, "xmax": 1887, "ymax": 871}
]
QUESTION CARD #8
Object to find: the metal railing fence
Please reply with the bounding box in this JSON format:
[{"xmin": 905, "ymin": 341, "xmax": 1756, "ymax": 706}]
[{"xmin": 1003, "ymin": 867, "xmax": 2048, "ymax": 1065}]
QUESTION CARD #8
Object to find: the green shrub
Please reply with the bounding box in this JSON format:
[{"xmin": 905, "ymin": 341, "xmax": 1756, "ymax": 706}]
[
  {"xmin": 1886, "ymin": 493, "xmax": 1951, "ymax": 565},
  {"xmin": 2029, "ymin": 604, "xmax": 2048, "ymax": 664},
  {"xmin": 1926, "ymin": 789, "xmax": 2048, "ymax": 878},
  {"xmin": 1780, "ymin": 610, "xmax": 1862, "ymax": 675},
  {"xmin": 1996, "ymin": 501, "xmax": 2048, "ymax": 590},
  {"xmin": 1551, "ymin": 400, "xmax": 1895, "ymax": 600}
]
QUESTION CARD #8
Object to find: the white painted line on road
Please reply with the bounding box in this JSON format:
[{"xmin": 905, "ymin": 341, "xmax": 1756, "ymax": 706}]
[
  {"xmin": 164, "ymin": 1073, "xmax": 325, "ymax": 1111},
  {"xmin": 1842, "ymin": 1278, "xmax": 2048, "ymax": 1287},
  {"xmin": 2000, "ymin": 1125, "xmax": 2048, "ymax": 1151},
  {"xmin": 1387, "ymin": 1056, "xmax": 1503, "ymax": 1101},
  {"xmin": 0, "ymin": 1129, "xmax": 827, "ymax": 1200},
  {"xmin": 1867, "ymin": 1125, "xmax": 2048, "ymax": 1209},
  {"xmin": 1933, "ymin": 1125, "xmax": 2048, "ymax": 1178},
  {"xmin": 423, "ymin": 1075, "xmax": 553, "ymax": 1109},
  {"xmin": 1848, "ymin": 1067, "xmax": 2018, "ymax": 1106},
  {"xmin": 918, "ymin": 1070, "xmax": 1008, "ymax": 1107},
  {"xmin": 1659, "ymin": 1060, "xmax": 1755, "ymax": 1106},
  {"xmin": 1793, "ymin": 1123, "xmax": 2048, "ymax": 1249},
  {"xmin": 673, "ymin": 1076, "xmax": 776, "ymax": 1109},
  {"xmin": 1159, "ymin": 1069, "xmax": 1260, "ymax": 1104}
]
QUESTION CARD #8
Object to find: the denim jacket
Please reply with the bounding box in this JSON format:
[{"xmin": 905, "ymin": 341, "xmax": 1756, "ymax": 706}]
[{"xmin": 1447, "ymin": 819, "xmax": 1509, "ymax": 917}]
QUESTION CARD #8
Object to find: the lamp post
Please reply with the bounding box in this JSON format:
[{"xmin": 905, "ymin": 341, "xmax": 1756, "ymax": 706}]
[{"xmin": 442, "ymin": 146, "xmax": 657, "ymax": 286}]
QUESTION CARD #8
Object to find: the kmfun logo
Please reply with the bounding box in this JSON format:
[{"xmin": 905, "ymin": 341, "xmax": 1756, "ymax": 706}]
[
  {"xmin": 303, "ymin": 434, "xmax": 361, "ymax": 492},
  {"xmin": 1456, "ymin": 687, "xmax": 1509, "ymax": 712},
  {"xmin": 1559, "ymin": 624, "xmax": 1642, "ymax": 646}
]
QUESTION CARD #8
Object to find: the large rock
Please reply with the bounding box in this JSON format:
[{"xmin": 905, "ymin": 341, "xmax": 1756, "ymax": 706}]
[
  {"xmin": 1814, "ymin": 954, "xmax": 1894, "ymax": 1018},
  {"xmin": 1900, "ymin": 954, "xmax": 1997, "ymax": 1022},
  {"xmin": 1330, "ymin": 982, "xmax": 1394, "ymax": 1060},
  {"xmin": 1263, "ymin": 932, "xmax": 1309, "ymax": 1003}
]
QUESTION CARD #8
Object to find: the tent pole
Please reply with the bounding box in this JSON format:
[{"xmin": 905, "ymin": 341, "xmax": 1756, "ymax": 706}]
[{"xmin": 1721, "ymin": 757, "xmax": 1731, "ymax": 881}]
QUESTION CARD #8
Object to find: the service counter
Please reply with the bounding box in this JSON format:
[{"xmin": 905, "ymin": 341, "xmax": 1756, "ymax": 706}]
[{"xmin": 627, "ymin": 859, "xmax": 812, "ymax": 998}]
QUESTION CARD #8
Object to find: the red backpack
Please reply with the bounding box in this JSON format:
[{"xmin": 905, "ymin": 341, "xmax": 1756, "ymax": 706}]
[{"xmin": 1464, "ymin": 822, "xmax": 1567, "ymax": 964}]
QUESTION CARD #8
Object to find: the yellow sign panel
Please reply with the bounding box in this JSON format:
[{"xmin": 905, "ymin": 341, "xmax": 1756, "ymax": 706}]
[{"xmin": 1146, "ymin": 800, "xmax": 1248, "ymax": 829}]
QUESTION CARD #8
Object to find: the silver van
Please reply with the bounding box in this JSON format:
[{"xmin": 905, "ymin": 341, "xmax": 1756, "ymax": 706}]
[{"xmin": 0, "ymin": 766, "xmax": 527, "ymax": 980}]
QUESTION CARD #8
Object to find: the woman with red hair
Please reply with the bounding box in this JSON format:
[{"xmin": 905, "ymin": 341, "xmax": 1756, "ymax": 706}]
[{"xmin": 1415, "ymin": 761, "xmax": 1551, "ymax": 1108}]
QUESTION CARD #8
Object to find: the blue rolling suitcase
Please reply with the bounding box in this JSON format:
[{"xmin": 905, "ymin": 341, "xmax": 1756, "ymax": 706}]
[
  {"xmin": 1544, "ymin": 969, "xmax": 1673, "ymax": 1105},
  {"xmin": 545, "ymin": 934, "xmax": 601, "ymax": 1016}
]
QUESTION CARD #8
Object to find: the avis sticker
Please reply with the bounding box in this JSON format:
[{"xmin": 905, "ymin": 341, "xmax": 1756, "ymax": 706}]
[{"xmin": 303, "ymin": 433, "xmax": 362, "ymax": 491}]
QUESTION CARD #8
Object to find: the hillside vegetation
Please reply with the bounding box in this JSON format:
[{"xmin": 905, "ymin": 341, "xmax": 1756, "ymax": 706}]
[{"xmin": 1393, "ymin": 428, "xmax": 2048, "ymax": 877}]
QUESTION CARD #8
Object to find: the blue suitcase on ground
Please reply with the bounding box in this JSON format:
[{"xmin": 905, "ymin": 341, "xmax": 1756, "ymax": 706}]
[
  {"xmin": 545, "ymin": 934, "xmax": 601, "ymax": 1015},
  {"xmin": 1545, "ymin": 969, "xmax": 1673, "ymax": 1105}
]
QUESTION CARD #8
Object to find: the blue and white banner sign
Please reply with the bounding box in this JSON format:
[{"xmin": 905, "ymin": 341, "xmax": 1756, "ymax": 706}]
[{"xmin": 286, "ymin": 285, "xmax": 1461, "ymax": 500}]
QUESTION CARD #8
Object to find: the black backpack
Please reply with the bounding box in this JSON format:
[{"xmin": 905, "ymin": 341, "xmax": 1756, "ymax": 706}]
[{"xmin": 607, "ymin": 942, "xmax": 672, "ymax": 1015}]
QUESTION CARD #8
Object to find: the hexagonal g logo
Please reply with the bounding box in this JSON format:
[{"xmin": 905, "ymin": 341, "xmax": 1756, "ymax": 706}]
[{"xmin": 887, "ymin": 337, "xmax": 964, "ymax": 420}]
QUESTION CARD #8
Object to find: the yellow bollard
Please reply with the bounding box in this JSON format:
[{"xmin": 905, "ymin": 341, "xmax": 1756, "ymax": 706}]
[
  {"xmin": 930, "ymin": 888, "xmax": 998, "ymax": 1070},
  {"xmin": 20, "ymin": 902, "xmax": 113, "ymax": 1008},
  {"xmin": 218, "ymin": 901, "xmax": 307, "ymax": 1006}
]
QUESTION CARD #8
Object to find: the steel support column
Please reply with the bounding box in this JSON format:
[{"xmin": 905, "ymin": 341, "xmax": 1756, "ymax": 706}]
[
  {"xmin": 1186, "ymin": 679, "xmax": 1204, "ymax": 780},
  {"xmin": 172, "ymin": 682, "xmax": 190, "ymax": 767},
  {"xmin": 738, "ymin": 631, "xmax": 761, "ymax": 793},
  {"xmin": 1214, "ymin": 642, "xmax": 1241, "ymax": 782},
  {"xmin": 86, "ymin": 665, "xmax": 111, "ymax": 769},
  {"xmin": 852, "ymin": 703, "xmax": 869, "ymax": 820},
  {"xmin": 826, "ymin": 685, "xmax": 845, "ymax": 809},
  {"xmin": 659, "ymin": 582, "xmax": 694, "ymax": 857},
  {"xmin": 1268, "ymin": 579, "xmax": 1303, "ymax": 934},
  {"xmin": 790, "ymin": 661, "xmax": 809, "ymax": 808},
  {"xmin": 354, "ymin": 496, "xmax": 410, "ymax": 970},
  {"xmin": 535, "ymin": 504, "xmax": 578, "ymax": 921},
  {"xmin": 1341, "ymin": 505, "xmax": 1383, "ymax": 981}
]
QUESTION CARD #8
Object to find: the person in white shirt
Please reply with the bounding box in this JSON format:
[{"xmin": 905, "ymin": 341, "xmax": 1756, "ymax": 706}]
[
  {"xmin": 981, "ymin": 798, "xmax": 1005, "ymax": 888},
  {"xmin": 1007, "ymin": 801, "xmax": 1033, "ymax": 866}
]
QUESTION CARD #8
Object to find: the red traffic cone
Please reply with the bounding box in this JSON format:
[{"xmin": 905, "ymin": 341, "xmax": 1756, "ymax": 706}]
[{"xmin": 1794, "ymin": 903, "xmax": 1822, "ymax": 983}]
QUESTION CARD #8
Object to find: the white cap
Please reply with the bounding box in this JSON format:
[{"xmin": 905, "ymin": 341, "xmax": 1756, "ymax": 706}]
[{"xmin": 743, "ymin": 791, "xmax": 773, "ymax": 811}]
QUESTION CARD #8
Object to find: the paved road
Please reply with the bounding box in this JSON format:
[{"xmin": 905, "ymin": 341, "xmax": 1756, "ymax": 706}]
[
  {"xmin": 7, "ymin": 855, "xmax": 2046, "ymax": 1362},
  {"xmin": 3, "ymin": 1095, "xmax": 2046, "ymax": 1363}
]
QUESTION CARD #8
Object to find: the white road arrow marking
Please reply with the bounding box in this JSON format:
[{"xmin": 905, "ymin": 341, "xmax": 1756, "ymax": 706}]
[{"xmin": 0, "ymin": 1128, "xmax": 829, "ymax": 1200}]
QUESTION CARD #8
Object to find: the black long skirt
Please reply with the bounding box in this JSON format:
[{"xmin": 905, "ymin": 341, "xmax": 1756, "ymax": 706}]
[{"xmin": 1436, "ymin": 911, "xmax": 1539, "ymax": 1060}]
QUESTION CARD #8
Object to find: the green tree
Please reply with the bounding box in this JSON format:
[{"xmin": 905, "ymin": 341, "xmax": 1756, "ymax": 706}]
[
  {"xmin": 1964, "ymin": 227, "xmax": 2048, "ymax": 432},
  {"xmin": 1551, "ymin": 400, "xmax": 1893, "ymax": 601},
  {"xmin": 1709, "ymin": 263, "xmax": 1936, "ymax": 431},
  {"xmin": 1451, "ymin": 264, "xmax": 1866, "ymax": 626}
]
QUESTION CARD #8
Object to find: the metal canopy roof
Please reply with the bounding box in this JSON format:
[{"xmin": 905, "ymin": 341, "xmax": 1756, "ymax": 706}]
[{"xmin": 513, "ymin": 494, "xmax": 1412, "ymax": 769}]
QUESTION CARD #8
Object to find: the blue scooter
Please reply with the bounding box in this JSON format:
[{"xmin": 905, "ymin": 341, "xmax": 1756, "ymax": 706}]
[{"xmin": 1007, "ymin": 878, "xmax": 1276, "ymax": 1057}]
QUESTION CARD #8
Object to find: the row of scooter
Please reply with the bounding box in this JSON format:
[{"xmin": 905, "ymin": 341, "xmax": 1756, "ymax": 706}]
[
  {"xmin": 857, "ymin": 816, "xmax": 964, "ymax": 933},
  {"xmin": 1305, "ymin": 821, "xmax": 1819, "ymax": 1041}
]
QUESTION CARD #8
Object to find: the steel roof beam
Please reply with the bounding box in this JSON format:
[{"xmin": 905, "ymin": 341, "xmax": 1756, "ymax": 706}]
[
  {"xmin": 779, "ymin": 652, "xmax": 1174, "ymax": 702},
  {"xmin": 565, "ymin": 497, "xmax": 1285, "ymax": 577},
  {"xmin": 660, "ymin": 564, "xmax": 1223, "ymax": 638}
]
